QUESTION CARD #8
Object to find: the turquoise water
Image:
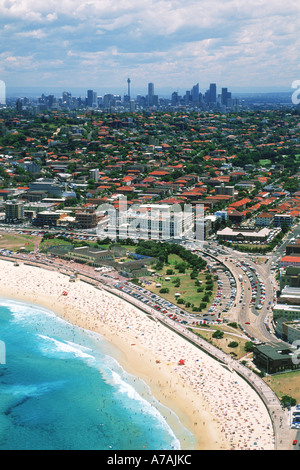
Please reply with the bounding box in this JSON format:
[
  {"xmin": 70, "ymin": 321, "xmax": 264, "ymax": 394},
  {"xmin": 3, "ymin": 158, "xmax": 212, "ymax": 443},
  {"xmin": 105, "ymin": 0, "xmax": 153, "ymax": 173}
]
[{"xmin": 0, "ymin": 298, "xmax": 194, "ymax": 450}]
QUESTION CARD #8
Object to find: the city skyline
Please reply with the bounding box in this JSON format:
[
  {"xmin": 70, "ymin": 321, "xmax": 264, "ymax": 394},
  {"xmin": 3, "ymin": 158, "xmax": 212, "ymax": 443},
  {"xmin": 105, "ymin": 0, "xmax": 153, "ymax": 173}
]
[{"xmin": 1, "ymin": 0, "xmax": 299, "ymax": 94}]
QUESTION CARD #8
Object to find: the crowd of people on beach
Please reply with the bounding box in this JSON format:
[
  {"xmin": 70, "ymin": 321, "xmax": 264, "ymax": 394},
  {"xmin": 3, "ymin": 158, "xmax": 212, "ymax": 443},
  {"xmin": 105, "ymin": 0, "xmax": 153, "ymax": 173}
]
[{"xmin": 0, "ymin": 260, "xmax": 275, "ymax": 450}]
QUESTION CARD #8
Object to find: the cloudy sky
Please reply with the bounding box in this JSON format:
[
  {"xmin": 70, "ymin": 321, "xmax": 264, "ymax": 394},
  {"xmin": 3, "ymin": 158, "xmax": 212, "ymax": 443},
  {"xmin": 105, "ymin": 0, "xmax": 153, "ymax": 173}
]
[{"xmin": 1, "ymin": 0, "xmax": 300, "ymax": 96}]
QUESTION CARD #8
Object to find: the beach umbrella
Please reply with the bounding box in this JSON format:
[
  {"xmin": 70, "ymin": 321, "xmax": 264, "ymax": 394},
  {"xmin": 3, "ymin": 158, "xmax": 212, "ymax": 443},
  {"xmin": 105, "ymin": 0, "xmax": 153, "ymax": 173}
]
[{"xmin": 178, "ymin": 359, "xmax": 185, "ymax": 365}]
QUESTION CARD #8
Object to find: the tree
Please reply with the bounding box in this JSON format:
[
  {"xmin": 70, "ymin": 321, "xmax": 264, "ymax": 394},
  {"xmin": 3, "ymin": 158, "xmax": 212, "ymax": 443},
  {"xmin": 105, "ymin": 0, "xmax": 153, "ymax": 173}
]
[
  {"xmin": 244, "ymin": 341, "xmax": 254, "ymax": 352},
  {"xmin": 228, "ymin": 341, "xmax": 239, "ymax": 348},
  {"xmin": 212, "ymin": 330, "xmax": 224, "ymax": 339},
  {"xmin": 159, "ymin": 288, "xmax": 169, "ymax": 294},
  {"xmin": 280, "ymin": 395, "xmax": 297, "ymax": 409}
]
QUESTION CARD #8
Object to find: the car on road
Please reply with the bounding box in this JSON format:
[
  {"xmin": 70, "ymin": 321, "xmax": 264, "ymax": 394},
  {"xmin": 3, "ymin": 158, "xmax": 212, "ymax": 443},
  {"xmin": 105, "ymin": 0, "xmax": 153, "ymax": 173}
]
[{"xmin": 293, "ymin": 439, "xmax": 297, "ymax": 445}]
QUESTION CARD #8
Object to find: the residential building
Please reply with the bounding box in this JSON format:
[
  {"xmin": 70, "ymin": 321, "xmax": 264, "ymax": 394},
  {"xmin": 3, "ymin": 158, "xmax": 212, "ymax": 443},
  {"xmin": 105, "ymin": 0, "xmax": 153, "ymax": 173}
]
[
  {"xmin": 275, "ymin": 318, "xmax": 300, "ymax": 344},
  {"xmin": 286, "ymin": 240, "xmax": 300, "ymax": 255},
  {"xmin": 280, "ymin": 266, "xmax": 300, "ymax": 289},
  {"xmin": 274, "ymin": 214, "xmax": 293, "ymax": 227},
  {"xmin": 33, "ymin": 211, "xmax": 61, "ymax": 227},
  {"xmin": 227, "ymin": 209, "xmax": 244, "ymax": 224},
  {"xmin": 89, "ymin": 169, "xmax": 99, "ymax": 183},
  {"xmin": 5, "ymin": 200, "xmax": 24, "ymax": 223},
  {"xmin": 215, "ymin": 210, "xmax": 227, "ymax": 223},
  {"xmin": 273, "ymin": 303, "xmax": 300, "ymax": 322},
  {"xmin": 256, "ymin": 212, "xmax": 274, "ymax": 226},
  {"xmin": 279, "ymin": 255, "xmax": 300, "ymax": 268},
  {"xmin": 75, "ymin": 205, "xmax": 99, "ymax": 229},
  {"xmin": 29, "ymin": 180, "xmax": 63, "ymax": 198},
  {"xmin": 278, "ymin": 286, "xmax": 300, "ymax": 305},
  {"xmin": 214, "ymin": 183, "xmax": 235, "ymax": 197}
]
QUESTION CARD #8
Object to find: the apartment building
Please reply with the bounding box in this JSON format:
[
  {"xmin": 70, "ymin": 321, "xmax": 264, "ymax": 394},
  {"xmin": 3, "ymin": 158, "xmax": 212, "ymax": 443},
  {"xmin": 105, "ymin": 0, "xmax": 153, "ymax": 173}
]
[{"xmin": 5, "ymin": 200, "xmax": 24, "ymax": 223}]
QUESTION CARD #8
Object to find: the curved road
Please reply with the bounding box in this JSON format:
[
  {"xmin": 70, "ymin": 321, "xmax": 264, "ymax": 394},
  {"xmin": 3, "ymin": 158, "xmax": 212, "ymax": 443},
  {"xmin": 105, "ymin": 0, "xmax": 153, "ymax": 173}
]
[{"xmin": 0, "ymin": 244, "xmax": 295, "ymax": 450}]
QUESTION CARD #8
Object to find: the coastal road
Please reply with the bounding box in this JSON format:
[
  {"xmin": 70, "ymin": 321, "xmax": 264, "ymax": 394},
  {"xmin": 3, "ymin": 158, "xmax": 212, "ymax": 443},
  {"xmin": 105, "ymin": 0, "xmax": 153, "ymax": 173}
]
[
  {"xmin": 1, "ymin": 250, "xmax": 295, "ymax": 450},
  {"xmin": 204, "ymin": 241, "xmax": 278, "ymax": 344}
]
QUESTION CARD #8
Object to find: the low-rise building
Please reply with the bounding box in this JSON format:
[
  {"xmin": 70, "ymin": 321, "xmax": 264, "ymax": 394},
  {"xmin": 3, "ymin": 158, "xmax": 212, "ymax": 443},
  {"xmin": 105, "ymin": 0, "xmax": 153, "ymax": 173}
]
[
  {"xmin": 279, "ymin": 255, "xmax": 300, "ymax": 268},
  {"xmin": 286, "ymin": 240, "xmax": 300, "ymax": 255},
  {"xmin": 274, "ymin": 214, "xmax": 293, "ymax": 227},
  {"xmin": 278, "ymin": 286, "xmax": 300, "ymax": 305},
  {"xmin": 33, "ymin": 211, "xmax": 61, "ymax": 227},
  {"xmin": 256, "ymin": 212, "xmax": 274, "ymax": 227},
  {"xmin": 29, "ymin": 179, "xmax": 63, "ymax": 198},
  {"xmin": 253, "ymin": 343, "xmax": 300, "ymax": 374},
  {"xmin": 275, "ymin": 318, "xmax": 300, "ymax": 344},
  {"xmin": 217, "ymin": 227, "xmax": 270, "ymax": 243},
  {"xmin": 75, "ymin": 204, "xmax": 100, "ymax": 229},
  {"xmin": 273, "ymin": 303, "xmax": 300, "ymax": 322},
  {"xmin": 280, "ymin": 266, "xmax": 300, "ymax": 289}
]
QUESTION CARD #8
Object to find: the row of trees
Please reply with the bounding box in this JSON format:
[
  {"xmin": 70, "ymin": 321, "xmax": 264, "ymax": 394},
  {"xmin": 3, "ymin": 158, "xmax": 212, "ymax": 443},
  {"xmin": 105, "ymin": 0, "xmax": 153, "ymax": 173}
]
[{"xmin": 135, "ymin": 240, "xmax": 207, "ymax": 272}]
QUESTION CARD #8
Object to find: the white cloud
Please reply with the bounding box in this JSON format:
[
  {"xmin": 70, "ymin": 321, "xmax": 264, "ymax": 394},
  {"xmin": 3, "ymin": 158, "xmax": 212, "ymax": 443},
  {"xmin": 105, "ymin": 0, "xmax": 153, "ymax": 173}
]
[
  {"xmin": 0, "ymin": 0, "xmax": 299, "ymax": 90},
  {"xmin": 17, "ymin": 29, "xmax": 46, "ymax": 39}
]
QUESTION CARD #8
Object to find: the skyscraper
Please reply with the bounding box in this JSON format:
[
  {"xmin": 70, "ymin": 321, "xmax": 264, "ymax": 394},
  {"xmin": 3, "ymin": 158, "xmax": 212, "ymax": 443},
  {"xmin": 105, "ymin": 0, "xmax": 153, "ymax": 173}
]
[
  {"xmin": 209, "ymin": 83, "xmax": 217, "ymax": 103},
  {"xmin": 148, "ymin": 82, "xmax": 154, "ymax": 106},
  {"xmin": 221, "ymin": 88, "xmax": 228, "ymax": 107},
  {"xmin": 191, "ymin": 83, "xmax": 199, "ymax": 103},
  {"xmin": 127, "ymin": 78, "xmax": 131, "ymax": 99},
  {"xmin": 0, "ymin": 80, "xmax": 6, "ymax": 105},
  {"xmin": 87, "ymin": 89, "xmax": 97, "ymax": 107}
]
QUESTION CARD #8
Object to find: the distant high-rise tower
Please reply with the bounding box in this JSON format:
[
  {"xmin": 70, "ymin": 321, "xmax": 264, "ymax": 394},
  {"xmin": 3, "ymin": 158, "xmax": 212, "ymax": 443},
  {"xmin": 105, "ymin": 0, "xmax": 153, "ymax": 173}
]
[
  {"xmin": 87, "ymin": 89, "xmax": 97, "ymax": 107},
  {"xmin": 148, "ymin": 82, "xmax": 154, "ymax": 105},
  {"xmin": 191, "ymin": 83, "xmax": 199, "ymax": 103},
  {"xmin": 0, "ymin": 80, "xmax": 6, "ymax": 105},
  {"xmin": 209, "ymin": 83, "xmax": 217, "ymax": 103},
  {"xmin": 127, "ymin": 78, "xmax": 131, "ymax": 99},
  {"xmin": 221, "ymin": 88, "xmax": 228, "ymax": 107}
]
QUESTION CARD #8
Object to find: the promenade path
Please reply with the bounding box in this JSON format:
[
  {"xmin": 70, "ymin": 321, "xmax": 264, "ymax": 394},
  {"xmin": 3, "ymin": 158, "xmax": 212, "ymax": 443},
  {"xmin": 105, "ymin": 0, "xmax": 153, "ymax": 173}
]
[
  {"xmin": 0, "ymin": 254, "xmax": 294, "ymax": 450},
  {"xmin": 102, "ymin": 283, "xmax": 294, "ymax": 451}
]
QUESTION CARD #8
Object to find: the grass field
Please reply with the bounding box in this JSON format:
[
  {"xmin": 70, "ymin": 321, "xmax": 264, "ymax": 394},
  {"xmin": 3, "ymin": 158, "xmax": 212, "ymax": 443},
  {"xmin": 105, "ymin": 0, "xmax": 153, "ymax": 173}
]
[
  {"xmin": 141, "ymin": 253, "xmax": 217, "ymax": 314},
  {"xmin": 0, "ymin": 233, "xmax": 41, "ymax": 252},
  {"xmin": 259, "ymin": 159, "xmax": 271, "ymax": 166},
  {"xmin": 192, "ymin": 325, "xmax": 250, "ymax": 360},
  {"xmin": 263, "ymin": 371, "xmax": 300, "ymax": 402}
]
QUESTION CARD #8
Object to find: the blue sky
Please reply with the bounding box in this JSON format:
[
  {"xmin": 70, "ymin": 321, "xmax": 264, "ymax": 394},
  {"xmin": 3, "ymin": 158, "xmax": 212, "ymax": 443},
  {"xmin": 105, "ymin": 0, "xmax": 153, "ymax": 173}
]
[{"xmin": 1, "ymin": 0, "xmax": 299, "ymax": 96}]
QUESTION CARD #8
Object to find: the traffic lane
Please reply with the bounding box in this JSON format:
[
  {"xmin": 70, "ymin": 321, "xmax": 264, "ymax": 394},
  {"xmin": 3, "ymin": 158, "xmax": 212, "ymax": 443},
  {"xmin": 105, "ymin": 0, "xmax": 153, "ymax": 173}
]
[{"xmin": 217, "ymin": 255, "xmax": 274, "ymax": 339}]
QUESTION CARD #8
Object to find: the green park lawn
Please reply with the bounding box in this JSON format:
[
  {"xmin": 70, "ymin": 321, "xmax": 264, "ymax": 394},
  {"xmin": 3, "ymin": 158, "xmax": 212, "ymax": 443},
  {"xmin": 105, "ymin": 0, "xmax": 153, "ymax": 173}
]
[
  {"xmin": 0, "ymin": 233, "xmax": 39, "ymax": 252},
  {"xmin": 142, "ymin": 253, "xmax": 217, "ymax": 314}
]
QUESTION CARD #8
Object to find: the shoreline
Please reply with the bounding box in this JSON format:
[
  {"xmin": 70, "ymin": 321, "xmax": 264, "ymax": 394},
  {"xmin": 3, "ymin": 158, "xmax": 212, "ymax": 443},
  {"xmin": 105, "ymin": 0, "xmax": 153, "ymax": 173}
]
[{"xmin": 0, "ymin": 260, "xmax": 275, "ymax": 450}]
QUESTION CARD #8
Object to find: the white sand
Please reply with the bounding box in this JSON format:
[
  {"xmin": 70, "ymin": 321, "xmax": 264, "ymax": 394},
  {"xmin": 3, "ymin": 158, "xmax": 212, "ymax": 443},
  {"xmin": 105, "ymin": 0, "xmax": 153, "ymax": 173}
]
[{"xmin": 0, "ymin": 260, "xmax": 275, "ymax": 450}]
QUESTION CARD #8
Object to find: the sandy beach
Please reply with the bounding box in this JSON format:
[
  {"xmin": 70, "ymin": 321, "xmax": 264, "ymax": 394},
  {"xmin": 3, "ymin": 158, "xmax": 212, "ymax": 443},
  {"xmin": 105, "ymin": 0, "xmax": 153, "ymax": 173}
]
[{"xmin": 0, "ymin": 259, "xmax": 275, "ymax": 450}]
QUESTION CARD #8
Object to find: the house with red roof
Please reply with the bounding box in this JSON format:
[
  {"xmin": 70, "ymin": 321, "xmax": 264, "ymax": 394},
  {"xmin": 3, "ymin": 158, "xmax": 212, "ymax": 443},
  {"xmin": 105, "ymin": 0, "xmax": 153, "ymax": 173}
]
[
  {"xmin": 148, "ymin": 170, "xmax": 170, "ymax": 177},
  {"xmin": 256, "ymin": 212, "xmax": 274, "ymax": 226},
  {"xmin": 228, "ymin": 198, "xmax": 251, "ymax": 211},
  {"xmin": 279, "ymin": 255, "xmax": 300, "ymax": 268}
]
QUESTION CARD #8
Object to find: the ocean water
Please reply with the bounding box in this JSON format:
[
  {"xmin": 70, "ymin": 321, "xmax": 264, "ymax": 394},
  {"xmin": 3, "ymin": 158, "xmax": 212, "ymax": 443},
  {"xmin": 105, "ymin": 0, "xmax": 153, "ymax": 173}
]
[{"xmin": 0, "ymin": 298, "xmax": 195, "ymax": 450}]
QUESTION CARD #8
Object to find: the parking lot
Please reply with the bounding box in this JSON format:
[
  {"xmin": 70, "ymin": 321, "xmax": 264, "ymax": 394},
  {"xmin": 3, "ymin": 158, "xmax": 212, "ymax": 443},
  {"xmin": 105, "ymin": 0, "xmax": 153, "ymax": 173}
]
[{"xmin": 112, "ymin": 251, "xmax": 239, "ymax": 328}]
